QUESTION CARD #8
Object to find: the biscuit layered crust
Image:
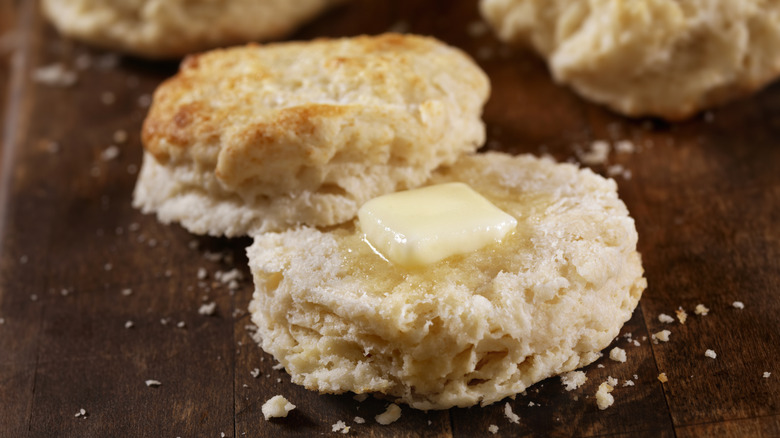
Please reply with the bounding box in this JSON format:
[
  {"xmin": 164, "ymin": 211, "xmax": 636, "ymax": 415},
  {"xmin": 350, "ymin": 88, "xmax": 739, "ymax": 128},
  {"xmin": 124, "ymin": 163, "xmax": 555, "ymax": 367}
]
[
  {"xmin": 248, "ymin": 153, "xmax": 646, "ymax": 409},
  {"xmin": 133, "ymin": 34, "xmax": 489, "ymax": 236}
]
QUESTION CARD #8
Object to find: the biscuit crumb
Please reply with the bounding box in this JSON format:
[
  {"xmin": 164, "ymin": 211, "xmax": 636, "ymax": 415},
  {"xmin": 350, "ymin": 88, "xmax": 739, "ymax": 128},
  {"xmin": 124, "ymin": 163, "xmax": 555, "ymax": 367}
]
[
  {"xmin": 353, "ymin": 393, "xmax": 369, "ymax": 402},
  {"xmin": 354, "ymin": 416, "xmax": 365, "ymax": 424},
  {"xmin": 694, "ymin": 304, "xmax": 710, "ymax": 315},
  {"xmin": 560, "ymin": 371, "xmax": 587, "ymax": 391},
  {"xmin": 705, "ymin": 349, "xmax": 717, "ymax": 359},
  {"xmin": 657, "ymin": 373, "xmax": 668, "ymax": 383},
  {"xmin": 74, "ymin": 408, "xmax": 87, "ymax": 418},
  {"xmin": 658, "ymin": 313, "xmax": 675, "ymax": 323},
  {"xmin": 113, "ymin": 130, "xmax": 128, "ymax": 144},
  {"xmin": 763, "ymin": 372, "xmax": 771, "ymax": 378},
  {"xmin": 609, "ymin": 347, "xmax": 627, "ymax": 363},
  {"xmin": 615, "ymin": 140, "xmax": 636, "ymax": 154},
  {"xmin": 250, "ymin": 368, "xmax": 260, "ymax": 378},
  {"xmin": 622, "ymin": 380, "xmax": 635, "ymax": 387},
  {"xmin": 732, "ymin": 301, "xmax": 745, "ymax": 309},
  {"xmin": 332, "ymin": 420, "xmax": 350, "ymax": 434},
  {"xmin": 145, "ymin": 379, "xmax": 161, "ymax": 387},
  {"xmin": 198, "ymin": 302, "xmax": 217, "ymax": 316},
  {"xmin": 488, "ymin": 424, "xmax": 499, "ymax": 434},
  {"xmin": 262, "ymin": 395, "xmax": 295, "ymax": 420},
  {"xmin": 33, "ymin": 63, "xmax": 77, "ymax": 87},
  {"xmin": 675, "ymin": 308, "xmax": 688, "ymax": 324},
  {"xmin": 503, "ymin": 402, "xmax": 520, "ymax": 423},
  {"xmin": 579, "ymin": 140, "xmax": 611, "ymax": 165},
  {"xmin": 652, "ymin": 330, "xmax": 671, "ymax": 343},
  {"xmin": 595, "ymin": 382, "xmax": 614, "ymax": 410},
  {"xmin": 124, "ymin": 320, "xmax": 134, "ymax": 329},
  {"xmin": 607, "ymin": 376, "xmax": 618, "ymax": 387},
  {"xmin": 375, "ymin": 403, "xmax": 401, "ymax": 425},
  {"xmin": 101, "ymin": 145, "xmax": 121, "ymax": 161}
]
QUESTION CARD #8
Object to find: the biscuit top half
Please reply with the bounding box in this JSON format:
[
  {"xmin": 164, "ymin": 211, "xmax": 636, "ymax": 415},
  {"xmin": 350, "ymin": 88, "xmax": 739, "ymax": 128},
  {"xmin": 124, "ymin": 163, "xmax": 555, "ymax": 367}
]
[{"xmin": 142, "ymin": 33, "xmax": 490, "ymax": 200}]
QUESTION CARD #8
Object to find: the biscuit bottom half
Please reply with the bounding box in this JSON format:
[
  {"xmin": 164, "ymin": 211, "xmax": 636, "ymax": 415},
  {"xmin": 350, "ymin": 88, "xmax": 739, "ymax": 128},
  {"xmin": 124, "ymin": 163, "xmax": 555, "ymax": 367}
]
[{"xmin": 248, "ymin": 152, "xmax": 646, "ymax": 410}]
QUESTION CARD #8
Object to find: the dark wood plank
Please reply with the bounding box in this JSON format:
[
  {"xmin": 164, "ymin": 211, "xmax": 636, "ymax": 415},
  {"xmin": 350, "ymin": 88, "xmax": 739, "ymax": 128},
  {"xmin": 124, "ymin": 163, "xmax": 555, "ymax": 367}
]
[{"xmin": 0, "ymin": 0, "xmax": 778, "ymax": 437}]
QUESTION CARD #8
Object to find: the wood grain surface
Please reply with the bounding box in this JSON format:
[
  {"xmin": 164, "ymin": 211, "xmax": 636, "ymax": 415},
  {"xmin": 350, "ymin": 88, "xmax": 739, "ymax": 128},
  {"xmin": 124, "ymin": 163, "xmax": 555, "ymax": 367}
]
[{"xmin": 1, "ymin": 1, "xmax": 778, "ymax": 437}]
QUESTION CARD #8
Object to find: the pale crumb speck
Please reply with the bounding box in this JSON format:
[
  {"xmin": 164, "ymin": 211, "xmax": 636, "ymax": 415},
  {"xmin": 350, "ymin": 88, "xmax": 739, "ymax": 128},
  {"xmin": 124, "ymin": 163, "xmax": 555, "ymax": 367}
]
[
  {"xmin": 763, "ymin": 372, "xmax": 771, "ymax": 378},
  {"xmin": 609, "ymin": 347, "xmax": 627, "ymax": 363},
  {"xmin": 653, "ymin": 330, "xmax": 671, "ymax": 343},
  {"xmin": 732, "ymin": 301, "xmax": 745, "ymax": 309},
  {"xmin": 579, "ymin": 140, "xmax": 610, "ymax": 165},
  {"xmin": 597, "ymin": 364, "xmax": 605, "ymax": 369},
  {"xmin": 121, "ymin": 288, "xmax": 132, "ymax": 296},
  {"xmin": 503, "ymin": 402, "xmax": 520, "ymax": 424},
  {"xmin": 250, "ymin": 368, "xmax": 260, "ymax": 378},
  {"xmin": 74, "ymin": 408, "xmax": 87, "ymax": 418},
  {"xmin": 160, "ymin": 317, "xmax": 170, "ymax": 325},
  {"xmin": 100, "ymin": 91, "xmax": 115, "ymax": 105},
  {"xmin": 695, "ymin": 304, "xmax": 710, "ymax": 315},
  {"xmin": 705, "ymin": 349, "xmax": 717, "ymax": 359},
  {"xmin": 353, "ymin": 393, "xmax": 369, "ymax": 402},
  {"xmin": 176, "ymin": 321, "xmax": 186, "ymax": 328},
  {"xmin": 658, "ymin": 373, "xmax": 668, "ymax": 383},
  {"xmin": 198, "ymin": 302, "xmax": 217, "ymax": 316},
  {"xmin": 104, "ymin": 263, "xmax": 112, "ymax": 271},
  {"xmin": 272, "ymin": 363, "xmax": 284, "ymax": 371},
  {"xmin": 124, "ymin": 321, "xmax": 134, "ymax": 329},
  {"xmin": 137, "ymin": 94, "xmax": 152, "ymax": 108},
  {"xmin": 112, "ymin": 129, "xmax": 128, "ymax": 144},
  {"xmin": 0, "ymin": 317, "xmax": 5, "ymax": 324},
  {"xmin": 595, "ymin": 382, "xmax": 614, "ymax": 410},
  {"xmin": 354, "ymin": 416, "xmax": 365, "ymax": 424},
  {"xmin": 607, "ymin": 164, "xmax": 625, "ymax": 177},
  {"xmin": 632, "ymin": 339, "xmax": 640, "ymax": 347},
  {"xmin": 658, "ymin": 313, "xmax": 675, "ymax": 323},
  {"xmin": 33, "ymin": 63, "xmax": 77, "ymax": 87},
  {"xmin": 30, "ymin": 294, "xmax": 38, "ymax": 301},
  {"xmin": 528, "ymin": 401, "xmax": 535, "ymax": 407},
  {"xmin": 615, "ymin": 140, "xmax": 636, "ymax": 154},
  {"xmin": 488, "ymin": 424, "xmax": 499, "ymax": 434},
  {"xmin": 128, "ymin": 222, "xmax": 140, "ymax": 232},
  {"xmin": 623, "ymin": 380, "xmax": 635, "ymax": 387},
  {"xmin": 375, "ymin": 403, "xmax": 402, "ymax": 425},
  {"xmin": 676, "ymin": 307, "xmax": 688, "ymax": 324},
  {"xmin": 607, "ymin": 376, "xmax": 618, "ymax": 387},
  {"xmin": 60, "ymin": 289, "xmax": 70, "ymax": 296},
  {"xmin": 145, "ymin": 379, "xmax": 161, "ymax": 387},
  {"xmin": 19, "ymin": 255, "xmax": 28, "ymax": 264},
  {"xmin": 101, "ymin": 145, "xmax": 120, "ymax": 161},
  {"xmin": 197, "ymin": 267, "xmax": 208, "ymax": 280},
  {"xmin": 560, "ymin": 370, "xmax": 587, "ymax": 391},
  {"xmin": 332, "ymin": 420, "xmax": 350, "ymax": 434}
]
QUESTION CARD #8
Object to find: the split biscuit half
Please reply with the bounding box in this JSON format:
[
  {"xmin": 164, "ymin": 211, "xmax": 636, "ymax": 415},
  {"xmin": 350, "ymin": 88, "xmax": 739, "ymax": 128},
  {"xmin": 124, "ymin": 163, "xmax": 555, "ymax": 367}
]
[{"xmin": 248, "ymin": 152, "xmax": 646, "ymax": 409}]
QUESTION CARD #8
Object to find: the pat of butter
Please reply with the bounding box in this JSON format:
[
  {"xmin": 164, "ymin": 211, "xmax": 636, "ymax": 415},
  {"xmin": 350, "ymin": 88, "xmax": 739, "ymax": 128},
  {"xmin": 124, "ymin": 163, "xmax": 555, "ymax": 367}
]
[{"xmin": 358, "ymin": 182, "xmax": 517, "ymax": 266}]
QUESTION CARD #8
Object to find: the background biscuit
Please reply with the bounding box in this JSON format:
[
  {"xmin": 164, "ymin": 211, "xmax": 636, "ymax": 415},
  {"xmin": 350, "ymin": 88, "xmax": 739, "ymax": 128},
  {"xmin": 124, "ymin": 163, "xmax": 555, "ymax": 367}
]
[
  {"xmin": 248, "ymin": 152, "xmax": 646, "ymax": 409},
  {"xmin": 133, "ymin": 34, "xmax": 490, "ymax": 237},
  {"xmin": 480, "ymin": 0, "xmax": 780, "ymax": 119},
  {"xmin": 41, "ymin": 0, "xmax": 346, "ymax": 59}
]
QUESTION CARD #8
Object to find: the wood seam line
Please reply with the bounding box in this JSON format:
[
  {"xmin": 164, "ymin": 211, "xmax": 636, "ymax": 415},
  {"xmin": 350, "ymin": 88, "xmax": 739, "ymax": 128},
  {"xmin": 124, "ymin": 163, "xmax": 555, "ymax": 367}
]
[
  {"xmin": 638, "ymin": 303, "xmax": 679, "ymax": 433},
  {"xmin": 674, "ymin": 412, "xmax": 780, "ymax": 430}
]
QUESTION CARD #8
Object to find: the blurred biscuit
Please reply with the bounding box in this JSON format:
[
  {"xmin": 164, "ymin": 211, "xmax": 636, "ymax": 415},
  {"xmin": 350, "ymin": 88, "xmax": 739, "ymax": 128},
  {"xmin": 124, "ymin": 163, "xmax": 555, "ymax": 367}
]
[
  {"xmin": 133, "ymin": 34, "xmax": 490, "ymax": 236},
  {"xmin": 42, "ymin": 0, "xmax": 346, "ymax": 58},
  {"xmin": 480, "ymin": 0, "xmax": 780, "ymax": 119}
]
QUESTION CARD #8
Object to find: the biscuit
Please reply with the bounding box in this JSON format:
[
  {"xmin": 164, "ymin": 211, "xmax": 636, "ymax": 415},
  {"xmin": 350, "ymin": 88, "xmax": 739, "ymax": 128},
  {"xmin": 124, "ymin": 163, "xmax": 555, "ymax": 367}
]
[
  {"xmin": 480, "ymin": 0, "xmax": 780, "ymax": 119},
  {"xmin": 133, "ymin": 34, "xmax": 490, "ymax": 237},
  {"xmin": 41, "ymin": 0, "xmax": 345, "ymax": 59},
  {"xmin": 248, "ymin": 152, "xmax": 646, "ymax": 409}
]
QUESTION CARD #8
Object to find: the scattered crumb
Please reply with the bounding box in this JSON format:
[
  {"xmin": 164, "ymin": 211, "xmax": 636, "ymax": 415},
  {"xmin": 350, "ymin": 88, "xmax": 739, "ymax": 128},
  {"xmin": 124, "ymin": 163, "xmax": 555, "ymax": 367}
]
[
  {"xmin": 488, "ymin": 424, "xmax": 499, "ymax": 434},
  {"xmin": 33, "ymin": 63, "xmax": 77, "ymax": 87},
  {"xmin": 763, "ymin": 372, "xmax": 771, "ymax": 378},
  {"xmin": 112, "ymin": 130, "xmax": 128, "ymax": 144},
  {"xmin": 197, "ymin": 267, "xmax": 208, "ymax": 280},
  {"xmin": 375, "ymin": 403, "xmax": 401, "ymax": 425},
  {"xmin": 332, "ymin": 420, "xmax": 350, "ymax": 434},
  {"xmin": 614, "ymin": 140, "xmax": 636, "ymax": 154},
  {"xmin": 137, "ymin": 94, "xmax": 152, "ymax": 108},
  {"xmin": 261, "ymin": 395, "xmax": 295, "ymax": 420},
  {"xmin": 658, "ymin": 313, "xmax": 675, "ymax": 323},
  {"xmin": 579, "ymin": 140, "xmax": 611, "ymax": 165},
  {"xmin": 104, "ymin": 263, "xmax": 112, "ymax": 271},
  {"xmin": 595, "ymin": 382, "xmax": 614, "ymax": 410},
  {"xmin": 675, "ymin": 308, "xmax": 688, "ymax": 324},
  {"xmin": 652, "ymin": 330, "xmax": 671, "ymax": 343},
  {"xmin": 694, "ymin": 304, "xmax": 710, "ymax": 316},
  {"xmin": 606, "ymin": 164, "xmax": 625, "ymax": 177},
  {"xmin": 30, "ymin": 294, "xmax": 38, "ymax": 301},
  {"xmin": 353, "ymin": 393, "xmax": 369, "ymax": 402},
  {"xmin": 124, "ymin": 321, "xmax": 134, "ymax": 329},
  {"xmin": 0, "ymin": 317, "xmax": 5, "ymax": 324},
  {"xmin": 353, "ymin": 416, "xmax": 365, "ymax": 424},
  {"xmin": 198, "ymin": 302, "xmax": 217, "ymax": 316},
  {"xmin": 609, "ymin": 347, "xmax": 627, "ymax": 363},
  {"xmin": 732, "ymin": 301, "xmax": 745, "ymax": 309},
  {"xmin": 658, "ymin": 373, "xmax": 668, "ymax": 383},
  {"xmin": 705, "ymin": 349, "xmax": 717, "ymax": 359},
  {"xmin": 622, "ymin": 380, "xmax": 635, "ymax": 387},
  {"xmin": 272, "ymin": 363, "xmax": 284, "ymax": 371},
  {"xmin": 176, "ymin": 321, "xmax": 186, "ymax": 328},
  {"xmin": 560, "ymin": 370, "xmax": 587, "ymax": 391},
  {"xmin": 101, "ymin": 145, "xmax": 120, "ymax": 161},
  {"xmin": 597, "ymin": 364, "xmax": 605, "ymax": 369},
  {"xmin": 607, "ymin": 376, "xmax": 618, "ymax": 387},
  {"xmin": 74, "ymin": 408, "xmax": 87, "ymax": 418},
  {"xmin": 145, "ymin": 379, "xmax": 161, "ymax": 387},
  {"xmin": 503, "ymin": 402, "xmax": 520, "ymax": 424}
]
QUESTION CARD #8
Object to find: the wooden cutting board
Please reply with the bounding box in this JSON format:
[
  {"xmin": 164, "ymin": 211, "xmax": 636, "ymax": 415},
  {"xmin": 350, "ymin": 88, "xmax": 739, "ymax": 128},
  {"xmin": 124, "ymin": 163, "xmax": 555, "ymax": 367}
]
[{"xmin": 1, "ymin": 1, "xmax": 778, "ymax": 436}]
